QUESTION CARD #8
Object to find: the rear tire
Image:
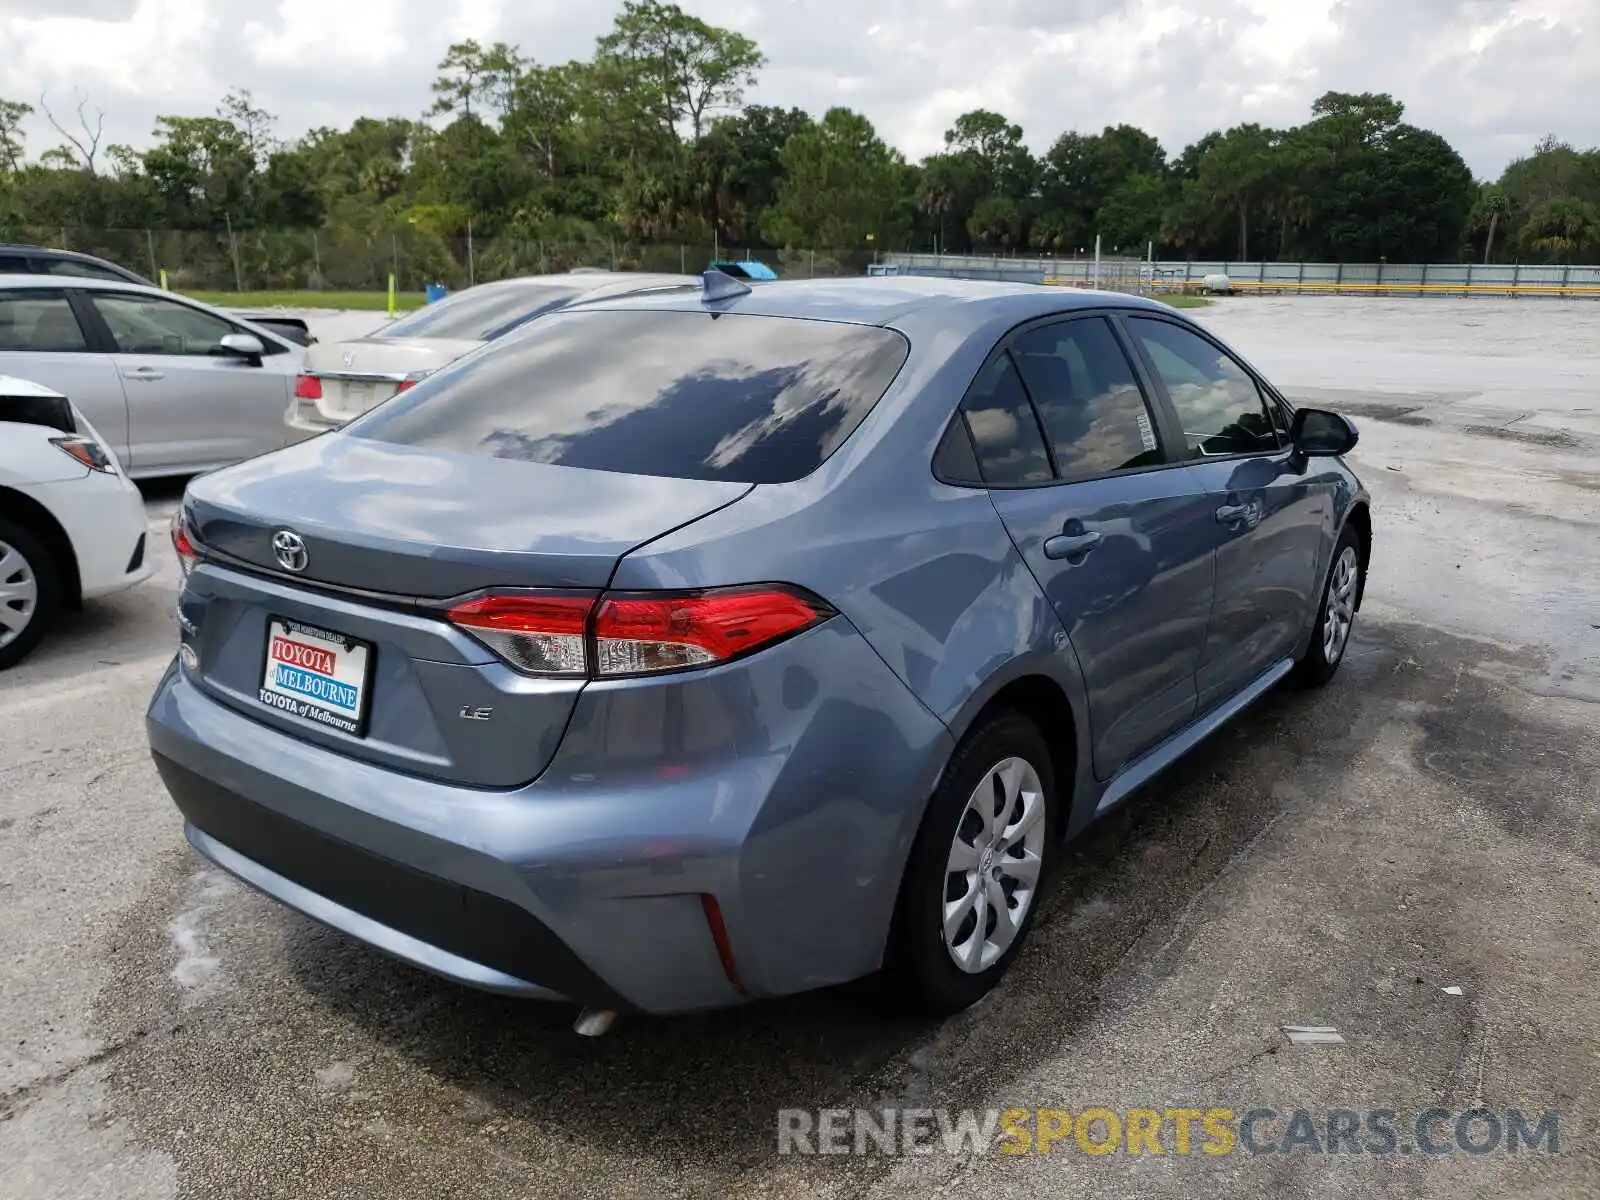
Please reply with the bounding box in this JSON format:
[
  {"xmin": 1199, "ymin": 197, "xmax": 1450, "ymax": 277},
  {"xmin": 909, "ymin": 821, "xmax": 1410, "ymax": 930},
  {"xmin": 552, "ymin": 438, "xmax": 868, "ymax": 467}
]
[
  {"xmin": 882, "ymin": 711, "xmax": 1057, "ymax": 1016},
  {"xmin": 0, "ymin": 516, "xmax": 60, "ymax": 670},
  {"xmin": 1291, "ymin": 524, "xmax": 1362, "ymax": 688}
]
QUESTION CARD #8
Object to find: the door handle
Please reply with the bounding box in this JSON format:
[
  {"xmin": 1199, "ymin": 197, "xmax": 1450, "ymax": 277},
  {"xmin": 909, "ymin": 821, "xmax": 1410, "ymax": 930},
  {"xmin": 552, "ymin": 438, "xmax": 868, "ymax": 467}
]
[
  {"xmin": 122, "ymin": 368, "xmax": 165, "ymax": 381},
  {"xmin": 1043, "ymin": 530, "xmax": 1102, "ymax": 561},
  {"xmin": 1215, "ymin": 497, "xmax": 1261, "ymax": 526}
]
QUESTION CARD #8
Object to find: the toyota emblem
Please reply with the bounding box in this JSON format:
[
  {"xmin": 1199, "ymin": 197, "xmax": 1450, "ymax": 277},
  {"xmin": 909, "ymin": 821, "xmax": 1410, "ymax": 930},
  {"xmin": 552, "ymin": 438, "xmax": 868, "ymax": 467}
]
[
  {"xmin": 271, "ymin": 529, "xmax": 309, "ymax": 573},
  {"xmin": 341, "ymin": 350, "xmax": 355, "ymax": 369}
]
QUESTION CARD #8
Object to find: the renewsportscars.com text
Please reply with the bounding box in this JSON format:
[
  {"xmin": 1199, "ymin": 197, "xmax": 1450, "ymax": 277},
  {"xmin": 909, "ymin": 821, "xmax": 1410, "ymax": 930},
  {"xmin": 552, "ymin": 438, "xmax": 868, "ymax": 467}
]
[{"xmin": 777, "ymin": 1106, "xmax": 1560, "ymax": 1157}]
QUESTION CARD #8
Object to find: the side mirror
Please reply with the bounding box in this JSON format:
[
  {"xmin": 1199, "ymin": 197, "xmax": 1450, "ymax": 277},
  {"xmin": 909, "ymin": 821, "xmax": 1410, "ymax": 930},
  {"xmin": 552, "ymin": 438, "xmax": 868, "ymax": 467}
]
[
  {"xmin": 219, "ymin": 332, "xmax": 265, "ymax": 363},
  {"xmin": 1290, "ymin": 408, "xmax": 1358, "ymax": 458}
]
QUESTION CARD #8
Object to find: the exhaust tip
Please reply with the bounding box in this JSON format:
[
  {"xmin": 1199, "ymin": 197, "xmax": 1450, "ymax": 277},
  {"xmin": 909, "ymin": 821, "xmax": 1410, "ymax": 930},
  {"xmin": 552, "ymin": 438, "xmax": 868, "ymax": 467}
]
[{"xmin": 574, "ymin": 1007, "xmax": 617, "ymax": 1038}]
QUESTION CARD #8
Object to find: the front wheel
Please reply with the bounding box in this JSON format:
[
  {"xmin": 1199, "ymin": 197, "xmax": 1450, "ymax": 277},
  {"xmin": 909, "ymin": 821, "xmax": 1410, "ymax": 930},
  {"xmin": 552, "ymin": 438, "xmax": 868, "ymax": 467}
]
[
  {"xmin": 0, "ymin": 516, "xmax": 61, "ymax": 670},
  {"xmin": 883, "ymin": 711, "xmax": 1057, "ymax": 1015},
  {"xmin": 1292, "ymin": 524, "xmax": 1362, "ymax": 688}
]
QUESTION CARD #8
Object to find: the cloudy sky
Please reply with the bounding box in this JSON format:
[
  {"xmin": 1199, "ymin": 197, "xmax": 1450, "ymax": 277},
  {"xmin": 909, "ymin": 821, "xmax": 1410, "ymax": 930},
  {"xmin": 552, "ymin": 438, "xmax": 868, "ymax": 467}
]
[{"xmin": 3, "ymin": 0, "xmax": 1596, "ymax": 178}]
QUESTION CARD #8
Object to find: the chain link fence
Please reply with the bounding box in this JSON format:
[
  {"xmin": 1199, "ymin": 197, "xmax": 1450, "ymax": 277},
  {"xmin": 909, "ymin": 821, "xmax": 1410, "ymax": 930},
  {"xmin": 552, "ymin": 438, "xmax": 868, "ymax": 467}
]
[
  {"xmin": 5, "ymin": 226, "xmax": 879, "ymax": 292},
  {"xmin": 21, "ymin": 230, "xmax": 1595, "ymax": 300}
]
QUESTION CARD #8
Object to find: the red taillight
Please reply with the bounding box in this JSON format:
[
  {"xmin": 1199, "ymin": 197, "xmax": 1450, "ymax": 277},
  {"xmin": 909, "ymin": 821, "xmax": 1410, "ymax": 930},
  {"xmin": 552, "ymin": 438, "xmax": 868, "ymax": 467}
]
[
  {"xmin": 170, "ymin": 510, "xmax": 198, "ymax": 578},
  {"xmin": 594, "ymin": 587, "xmax": 827, "ymax": 676},
  {"xmin": 446, "ymin": 593, "xmax": 592, "ymax": 676},
  {"xmin": 394, "ymin": 371, "xmax": 429, "ymax": 393},
  {"xmin": 293, "ymin": 373, "xmax": 322, "ymax": 400},
  {"xmin": 445, "ymin": 585, "xmax": 831, "ymax": 678}
]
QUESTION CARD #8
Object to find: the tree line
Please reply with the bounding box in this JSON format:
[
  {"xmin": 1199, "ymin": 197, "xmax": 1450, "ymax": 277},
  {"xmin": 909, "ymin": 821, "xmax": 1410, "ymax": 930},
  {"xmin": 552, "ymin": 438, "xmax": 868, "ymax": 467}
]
[{"xmin": 2, "ymin": 0, "xmax": 1598, "ymax": 290}]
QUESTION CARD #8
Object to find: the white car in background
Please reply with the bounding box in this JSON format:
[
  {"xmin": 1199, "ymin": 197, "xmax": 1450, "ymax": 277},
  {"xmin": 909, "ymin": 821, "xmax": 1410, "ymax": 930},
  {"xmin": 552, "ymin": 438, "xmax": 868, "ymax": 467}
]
[
  {"xmin": 0, "ymin": 275, "xmax": 309, "ymax": 479},
  {"xmin": 0, "ymin": 375, "xmax": 153, "ymax": 668},
  {"xmin": 288, "ymin": 271, "xmax": 696, "ymax": 432}
]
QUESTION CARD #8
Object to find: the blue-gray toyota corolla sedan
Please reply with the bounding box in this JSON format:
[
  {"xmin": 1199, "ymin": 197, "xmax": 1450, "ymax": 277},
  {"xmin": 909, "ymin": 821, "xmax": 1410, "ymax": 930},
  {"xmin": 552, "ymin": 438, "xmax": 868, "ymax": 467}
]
[{"xmin": 147, "ymin": 275, "xmax": 1371, "ymax": 1019}]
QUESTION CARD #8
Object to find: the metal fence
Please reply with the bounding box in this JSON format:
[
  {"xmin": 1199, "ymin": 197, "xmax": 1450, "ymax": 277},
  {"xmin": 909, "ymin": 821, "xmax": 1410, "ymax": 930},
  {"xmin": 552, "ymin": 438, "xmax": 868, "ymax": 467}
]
[
  {"xmin": 4, "ymin": 226, "xmax": 876, "ymax": 292},
  {"xmin": 16, "ymin": 227, "xmax": 1600, "ymax": 299},
  {"xmin": 882, "ymin": 252, "xmax": 1600, "ymax": 299}
]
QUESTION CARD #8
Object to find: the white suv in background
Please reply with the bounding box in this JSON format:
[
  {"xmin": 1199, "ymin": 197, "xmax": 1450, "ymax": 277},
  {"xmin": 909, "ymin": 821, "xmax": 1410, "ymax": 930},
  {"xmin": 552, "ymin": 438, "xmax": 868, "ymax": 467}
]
[{"xmin": 0, "ymin": 374, "xmax": 153, "ymax": 668}]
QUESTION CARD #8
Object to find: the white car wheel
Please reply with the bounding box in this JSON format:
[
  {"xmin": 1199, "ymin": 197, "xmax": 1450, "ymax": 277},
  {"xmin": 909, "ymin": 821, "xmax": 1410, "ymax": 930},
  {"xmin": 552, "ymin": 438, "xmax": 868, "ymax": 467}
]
[{"xmin": 0, "ymin": 518, "xmax": 60, "ymax": 669}]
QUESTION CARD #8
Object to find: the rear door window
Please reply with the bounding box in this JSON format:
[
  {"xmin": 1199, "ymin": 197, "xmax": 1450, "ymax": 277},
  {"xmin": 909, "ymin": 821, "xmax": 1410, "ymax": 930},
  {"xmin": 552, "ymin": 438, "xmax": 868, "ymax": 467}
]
[
  {"xmin": 958, "ymin": 354, "xmax": 1053, "ymax": 486},
  {"xmin": 354, "ymin": 310, "xmax": 910, "ymax": 484},
  {"xmin": 0, "ymin": 289, "xmax": 90, "ymax": 352}
]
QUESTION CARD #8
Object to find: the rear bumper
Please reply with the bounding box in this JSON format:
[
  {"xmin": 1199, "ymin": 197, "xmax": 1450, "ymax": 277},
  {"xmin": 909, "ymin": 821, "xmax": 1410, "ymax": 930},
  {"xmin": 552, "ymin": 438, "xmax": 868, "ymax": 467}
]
[
  {"xmin": 145, "ymin": 619, "xmax": 954, "ymax": 1014},
  {"xmin": 164, "ymin": 754, "xmax": 624, "ymax": 1002},
  {"xmin": 284, "ymin": 399, "xmax": 342, "ymax": 436}
]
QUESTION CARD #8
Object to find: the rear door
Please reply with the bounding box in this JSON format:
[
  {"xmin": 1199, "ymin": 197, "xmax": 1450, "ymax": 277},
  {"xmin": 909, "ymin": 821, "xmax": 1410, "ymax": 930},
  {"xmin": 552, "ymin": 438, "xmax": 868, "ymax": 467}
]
[
  {"xmin": 0, "ymin": 287, "xmax": 130, "ymax": 466},
  {"xmin": 1120, "ymin": 314, "xmax": 1326, "ymax": 710},
  {"xmin": 80, "ymin": 289, "xmax": 296, "ymax": 475},
  {"xmin": 973, "ymin": 314, "xmax": 1220, "ymax": 780}
]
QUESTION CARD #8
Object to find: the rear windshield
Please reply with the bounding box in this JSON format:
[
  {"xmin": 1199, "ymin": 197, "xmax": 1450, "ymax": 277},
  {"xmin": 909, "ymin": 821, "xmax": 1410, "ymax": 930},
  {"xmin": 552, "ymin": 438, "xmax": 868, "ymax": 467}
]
[
  {"xmin": 352, "ymin": 309, "xmax": 910, "ymax": 484},
  {"xmin": 380, "ymin": 282, "xmax": 591, "ymax": 341}
]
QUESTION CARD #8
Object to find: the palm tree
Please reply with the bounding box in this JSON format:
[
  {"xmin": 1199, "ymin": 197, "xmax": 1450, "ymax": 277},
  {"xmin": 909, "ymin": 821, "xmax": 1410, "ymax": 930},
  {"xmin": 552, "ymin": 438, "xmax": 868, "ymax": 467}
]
[
  {"xmin": 917, "ymin": 172, "xmax": 955, "ymax": 254},
  {"xmin": 1520, "ymin": 196, "xmax": 1600, "ymax": 263},
  {"xmin": 1468, "ymin": 185, "xmax": 1511, "ymax": 263}
]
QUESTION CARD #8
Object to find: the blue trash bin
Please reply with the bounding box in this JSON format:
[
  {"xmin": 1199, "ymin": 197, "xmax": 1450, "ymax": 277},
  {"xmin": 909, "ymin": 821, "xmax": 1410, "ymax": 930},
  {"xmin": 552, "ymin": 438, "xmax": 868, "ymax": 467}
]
[{"xmin": 425, "ymin": 282, "xmax": 449, "ymax": 303}]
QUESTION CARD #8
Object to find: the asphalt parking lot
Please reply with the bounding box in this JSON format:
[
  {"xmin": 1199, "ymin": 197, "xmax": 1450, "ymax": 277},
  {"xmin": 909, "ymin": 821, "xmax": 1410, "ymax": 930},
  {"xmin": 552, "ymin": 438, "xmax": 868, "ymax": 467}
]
[{"xmin": 2, "ymin": 296, "xmax": 1597, "ymax": 1199}]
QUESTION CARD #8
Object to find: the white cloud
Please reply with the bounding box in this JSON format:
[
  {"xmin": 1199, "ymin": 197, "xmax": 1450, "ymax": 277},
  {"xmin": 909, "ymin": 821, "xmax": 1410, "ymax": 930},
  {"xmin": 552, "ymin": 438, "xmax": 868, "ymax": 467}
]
[
  {"xmin": 243, "ymin": 0, "xmax": 409, "ymax": 69},
  {"xmin": 2, "ymin": 0, "xmax": 1597, "ymax": 175}
]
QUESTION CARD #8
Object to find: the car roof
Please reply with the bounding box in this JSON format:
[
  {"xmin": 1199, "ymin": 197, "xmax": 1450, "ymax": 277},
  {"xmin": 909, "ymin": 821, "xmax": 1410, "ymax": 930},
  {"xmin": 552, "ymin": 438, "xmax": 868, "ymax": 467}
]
[
  {"xmin": 0, "ymin": 272, "xmax": 167, "ymax": 294},
  {"xmin": 465, "ymin": 270, "xmax": 692, "ymax": 288},
  {"xmin": 580, "ymin": 271, "xmax": 699, "ymax": 294},
  {"xmin": 0, "ymin": 244, "xmax": 151, "ymax": 280},
  {"xmin": 568, "ymin": 274, "xmax": 1179, "ymax": 327},
  {"xmin": 0, "ymin": 243, "xmax": 107, "ymax": 259},
  {"xmin": 459, "ymin": 271, "xmax": 696, "ymax": 299}
]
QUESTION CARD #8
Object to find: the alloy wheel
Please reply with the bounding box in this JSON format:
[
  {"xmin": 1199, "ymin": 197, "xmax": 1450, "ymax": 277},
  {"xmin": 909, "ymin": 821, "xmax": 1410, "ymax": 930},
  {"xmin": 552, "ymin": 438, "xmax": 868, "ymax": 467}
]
[
  {"xmin": 942, "ymin": 756, "xmax": 1047, "ymax": 974},
  {"xmin": 1322, "ymin": 545, "xmax": 1359, "ymax": 664}
]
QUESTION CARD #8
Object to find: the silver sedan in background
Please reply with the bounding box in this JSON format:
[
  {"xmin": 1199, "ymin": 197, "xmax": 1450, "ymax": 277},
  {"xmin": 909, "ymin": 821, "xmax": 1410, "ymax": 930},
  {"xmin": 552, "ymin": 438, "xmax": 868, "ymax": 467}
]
[
  {"xmin": 288, "ymin": 271, "xmax": 698, "ymax": 433},
  {"xmin": 0, "ymin": 275, "xmax": 308, "ymax": 479}
]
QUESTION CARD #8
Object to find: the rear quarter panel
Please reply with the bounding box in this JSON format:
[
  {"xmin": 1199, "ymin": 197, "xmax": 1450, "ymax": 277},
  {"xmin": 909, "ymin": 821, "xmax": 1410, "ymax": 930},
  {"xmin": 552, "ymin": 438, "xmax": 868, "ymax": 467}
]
[{"xmin": 610, "ymin": 302, "xmax": 1101, "ymax": 853}]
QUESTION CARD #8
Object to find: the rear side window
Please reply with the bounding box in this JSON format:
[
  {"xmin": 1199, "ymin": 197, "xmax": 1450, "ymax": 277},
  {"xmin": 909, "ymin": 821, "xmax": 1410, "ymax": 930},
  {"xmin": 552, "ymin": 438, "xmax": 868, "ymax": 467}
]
[
  {"xmin": 354, "ymin": 310, "xmax": 910, "ymax": 484},
  {"xmin": 1011, "ymin": 318, "xmax": 1163, "ymax": 482},
  {"xmin": 0, "ymin": 289, "xmax": 89, "ymax": 352},
  {"xmin": 958, "ymin": 354, "xmax": 1052, "ymax": 486},
  {"xmin": 932, "ymin": 416, "xmax": 981, "ymax": 485}
]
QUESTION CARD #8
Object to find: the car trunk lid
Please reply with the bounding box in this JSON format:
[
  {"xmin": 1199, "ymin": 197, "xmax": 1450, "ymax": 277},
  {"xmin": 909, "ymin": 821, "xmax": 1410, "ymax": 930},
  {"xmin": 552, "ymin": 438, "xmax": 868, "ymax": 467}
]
[
  {"xmin": 185, "ymin": 435, "xmax": 750, "ymax": 596},
  {"xmin": 177, "ymin": 436, "xmax": 752, "ymax": 787},
  {"xmin": 303, "ymin": 336, "xmax": 484, "ymax": 423}
]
